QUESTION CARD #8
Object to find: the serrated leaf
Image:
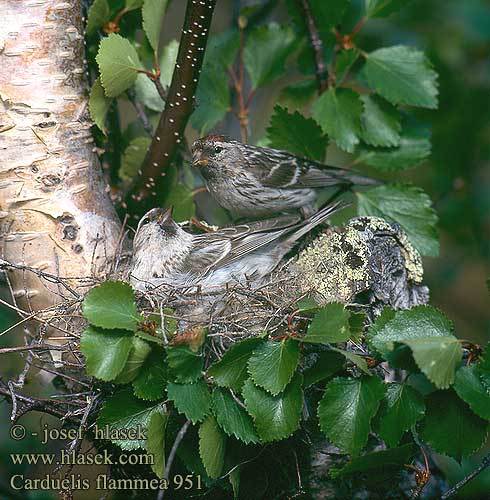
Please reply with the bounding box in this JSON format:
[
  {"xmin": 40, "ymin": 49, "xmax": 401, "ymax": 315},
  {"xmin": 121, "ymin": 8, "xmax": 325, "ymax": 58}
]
[
  {"xmin": 336, "ymin": 49, "xmax": 360, "ymax": 83},
  {"xmin": 360, "ymin": 95, "xmax": 401, "ymax": 147},
  {"xmin": 303, "ymin": 351, "xmax": 345, "ymax": 388},
  {"xmin": 332, "ymin": 444, "xmax": 417, "ymax": 477},
  {"xmin": 119, "ymin": 137, "xmax": 152, "ymax": 181},
  {"xmin": 303, "ymin": 302, "xmax": 351, "ymax": 344},
  {"xmin": 357, "ymin": 125, "xmax": 431, "ymax": 171},
  {"xmin": 419, "ymin": 390, "xmax": 489, "ymax": 461},
  {"xmin": 242, "ymin": 374, "xmax": 303, "ymax": 442},
  {"xmin": 310, "ymin": 0, "xmax": 350, "ymax": 33},
  {"xmin": 357, "ymin": 184, "xmax": 439, "ymax": 256},
  {"xmin": 146, "ymin": 409, "xmax": 168, "ymax": 479},
  {"xmin": 266, "ymin": 106, "xmax": 328, "ymax": 162},
  {"xmin": 211, "ymin": 388, "xmax": 259, "ymax": 444},
  {"xmin": 167, "ymin": 345, "xmax": 203, "ymax": 383},
  {"xmin": 81, "ymin": 327, "xmax": 133, "ymax": 382},
  {"xmin": 453, "ymin": 365, "xmax": 490, "ymax": 420},
  {"xmin": 97, "ymin": 388, "xmax": 162, "ymax": 450},
  {"xmin": 86, "ymin": 0, "xmax": 111, "ymax": 36},
  {"xmin": 167, "ymin": 381, "xmax": 211, "ymax": 423},
  {"xmin": 312, "ymin": 88, "xmax": 362, "ymax": 152},
  {"xmin": 96, "ymin": 33, "xmax": 143, "ymax": 97},
  {"xmin": 199, "ymin": 416, "xmax": 226, "ymax": 479},
  {"xmin": 142, "ymin": 0, "xmax": 169, "ymax": 52},
  {"xmin": 133, "ymin": 348, "xmax": 167, "ymax": 401},
  {"xmin": 134, "ymin": 39, "xmax": 178, "ymax": 112},
  {"xmin": 367, "ymin": 306, "xmax": 461, "ymax": 388},
  {"xmin": 244, "ymin": 23, "xmax": 296, "ymax": 89},
  {"xmin": 248, "ymin": 339, "xmax": 300, "ymax": 395},
  {"xmin": 191, "ymin": 31, "xmax": 239, "ymax": 134},
  {"xmin": 365, "ymin": 0, "xmax": 413, "ymax": 18},
  {"xmin": 279, "ymin": 79, "xmax": 317, "ymax": 108},
  {"xmin": 364, "ymin": 46, "xmax": 438, "ymax": 109},
  {"xmin": 376, "ymin": 383, "xmax": 425, "ymax": 447},
  {"xmin": 89, "ymin": 77, "xmax": 112, "ymax": 134},
  {"xmin": 318, "ymin": 376, "xmax": 385, "ymax": 456},
  {"xmin": 114, "ymin": 337, "xmax": 152, "ymax": 384},
  {"xmin": 208, "ymin": 338, "xmax": 263, "ymax": 391},
  {"xmin": 332, "ymin": 347, "xmax": 371, "ymax": 375},
  {"xmin": 82, "ymin": 281, "xmax": 140, "ymax": 331}
]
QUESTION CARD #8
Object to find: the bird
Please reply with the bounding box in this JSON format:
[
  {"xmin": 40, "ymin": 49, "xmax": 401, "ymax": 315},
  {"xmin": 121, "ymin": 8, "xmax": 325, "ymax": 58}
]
[
  {"xmin": 191, "ymin": 135, "xmax": 378, "ymax": 218},
  {"xmin": 129, "ymin": 201, "xmax": 346, "ymax": 294}
]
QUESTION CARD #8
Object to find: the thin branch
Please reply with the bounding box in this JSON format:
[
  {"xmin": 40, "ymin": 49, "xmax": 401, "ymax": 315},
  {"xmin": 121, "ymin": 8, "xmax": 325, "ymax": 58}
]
[
  {"xmin": 298, "ymin": 0, "xmax": 328, "ymax": 93},
  {"xmin": 126, "ymin": 0, "xmax": 217, "ymax": 214},
  {"xmin": 154, "ymin": 78, "xmax": 168, "ymax": 101},
  {"xmin": 126, "ymin": 88, "xmax": 153, "ymax": 136},
  {"xmin": 158, "ymin": 419, "xmax": 191, "ymax": 499},
  {"xmin": 441, "ymin": 454, "xmax": 490, "ymax": 499}
]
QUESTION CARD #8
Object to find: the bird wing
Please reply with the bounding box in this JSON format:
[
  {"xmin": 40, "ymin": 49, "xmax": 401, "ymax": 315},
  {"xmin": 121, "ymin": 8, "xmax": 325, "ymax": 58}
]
[{"xmin": 242, "ymin": 144, "xmax": 374, "ymax": 188}]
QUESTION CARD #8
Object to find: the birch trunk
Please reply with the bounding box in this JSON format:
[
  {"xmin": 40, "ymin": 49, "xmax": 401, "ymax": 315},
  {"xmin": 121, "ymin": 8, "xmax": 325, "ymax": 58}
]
[{"xmin": 0, "ymin": 1, "xmax": 121, "ymax": 325}]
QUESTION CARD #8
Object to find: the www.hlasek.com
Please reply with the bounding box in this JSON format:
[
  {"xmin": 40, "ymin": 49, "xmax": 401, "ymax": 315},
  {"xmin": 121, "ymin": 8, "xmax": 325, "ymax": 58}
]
[{"xmin": 8, "ymin": 422, "xmax": 202, "ymax": 491}]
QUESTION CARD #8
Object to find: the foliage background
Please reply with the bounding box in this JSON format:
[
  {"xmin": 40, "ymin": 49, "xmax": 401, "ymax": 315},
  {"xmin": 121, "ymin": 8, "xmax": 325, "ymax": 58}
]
[{"xmin": 0, "ymin": 0, "xmax": 489, "ymax": 497}]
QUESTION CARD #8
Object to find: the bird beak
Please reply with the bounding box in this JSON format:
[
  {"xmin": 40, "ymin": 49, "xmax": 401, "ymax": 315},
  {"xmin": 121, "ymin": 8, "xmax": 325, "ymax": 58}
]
[
  {"xmin": 159, "ymin": 206, "xmax": 173, "ymax": 222},
  {"xmin": 192, "ymin": 150, "xmax": 208, "ymax": 168}
]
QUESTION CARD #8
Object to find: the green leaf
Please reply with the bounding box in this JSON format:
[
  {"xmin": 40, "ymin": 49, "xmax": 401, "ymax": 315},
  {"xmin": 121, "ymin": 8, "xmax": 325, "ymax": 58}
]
[
  {"xmin": 81, "ymin": 327, "xmax": 133, "ymax": 382},
  {"xmin": 336, "ymin": 49, "xmax": 360, "ymax": 83},
  {"xmin": 248, "ymin": 339, "xmax": 300, "ymax": 395},
  {"xmin": 419, "ymin": 390, "xmax": 489, "ymax": 461},
  {"xmin": 97, "ymin": 388, "xmax": 162, "ymax": 450},
  {"xmin": 318, "ymin": 376, "xmax": 385, "ymax": 456},
  {"xmin": 142, "ymin": 0, "xmax": 169, "ymax": 53},
  {"xmin": 332, "ymin": 444, "xmax": 417, "ymax": 477},
  {"xmin": 114, "ymin": 337, "xmax": 152, "ymax": 384},
  {"xmin": 208, "ymin": 338, "xmax": 263, "ymax": 392},
  {"xmin": 376, "ymin": 383, "xmax": 425, "ymax": 447},
  {"xmin": 303, "ymin": 303, "xmax": 351, "ymax": 344},
  {"xmin": 211, "ymin": 388, "xmax": 259, "ymax": 444},
  {"xmin": 191, "ymin": 31, "xmax": 239, "ymax": 134},
  {"xmin": 332, "ymin": 347, "xmax": 371, "ymax": 375},
  {"xmin": 86, "ymin": 0, "xmax": 111, "ymax": 36},
  {"xmin": 126, "ymin": 0, "xmax": 144, "ymax": 9},
  {"xmin": 279, "ymin": 79, "xmax": 317, "ymax": 108},
  {"xmin": 146, "ymin": 409, "xmax": 168, "ymax": 479},
  {"xmin": 133, "ymin": 348, "xmax": 167, "ymax": 401},
  {"xmin": 167, "ymin": 345, "xmax": 203, "ymax": 383},
  {"xmin": 312, "ymin": 88, "xmax": 363, "ymax": 152},
  {"xmin": 167, "ymin": 381, "xmax": 211, "ymax": 423},
  {"xmin": 199, "ymin": 416, "xmax": 226, "ymax": 479},
  {"xmin": 134, "ymin": 40, "xmax": 178, "ymax": 112},
  {"xmin": 368, "ymin": 306, "xmax": 461, "ymax": 388},
  {"xmin": 303, "ymin": 351, "xmax": 346, "ymax": 388},
  {"xmin": 119, "ymin": 137, "xmax": 152, "ymax": 182},
  {"xmin": 266, "ymin": 106, "xmax": 328, "ymax": 162},
  {"xmin": 82, "ymin": 281, "xmax": 140, "ymax": 331},
  {"xmin": 363, "ymin": 46, "xmax": 438, "ymax": 109},
  {"xmin": 357, "ymin": 125, "xmax": 431, "ymax": 171},
  {"xmin": 96, "ymin": 33, "xmax": 143, "ymax": 97},
  {"xmin": 453, "ymin": 365, "xmax": 490, "ymax": 420},
  {"xmin": 360, "ymin": 95, "xmax": 401, "ymax": 147},
  {"xmin": 310, "ymin": 0, "xmax": 350, "ymax": 33},
  {"xmin": 244, "ymin": 23, "xmax": 296, "ymax": 89},
  {"xmin": 365, "ymin": 0, "xmax": 413, "ymax": 18},
  {"xmin": 164, "ymin": 181, "xmax": 195, "ymax": 222},
  {"xmin": 89, "ymin": 78, "xmax": 112, "ymax": 134},
  {"xmin": 242, "ymin": 374, "xmax": 303, "ymax": 442},
  {"xmin": 357, "ymin": 184, "xmax": 439, "ymax": 256}
]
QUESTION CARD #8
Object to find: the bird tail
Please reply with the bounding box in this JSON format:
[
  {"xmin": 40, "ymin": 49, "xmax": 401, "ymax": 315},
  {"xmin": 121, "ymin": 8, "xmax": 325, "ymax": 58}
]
[
  {"xmin": 327, "ymin": 166, "xmax": 381, "ymax": 187},
  {"xmin": 287, "ymin": 201, "xmax": 348, "ymax": 244}
]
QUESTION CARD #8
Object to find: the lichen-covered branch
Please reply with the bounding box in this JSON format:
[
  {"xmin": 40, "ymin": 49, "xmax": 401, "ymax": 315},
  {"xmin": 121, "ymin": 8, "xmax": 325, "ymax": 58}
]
[
  {"xmin": 0, "ymin": 0, "xmax": 122, "ymax": 340},
  {"xmin": 127, "ymin": 0, "xmax": 217, "ymax": 214}
]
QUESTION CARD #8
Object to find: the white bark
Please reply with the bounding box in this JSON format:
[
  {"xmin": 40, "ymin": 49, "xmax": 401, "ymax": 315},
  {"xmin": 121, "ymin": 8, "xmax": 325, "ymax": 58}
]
[{"xmin": 0, "ymin": 1, "xmax": 121, "ymax": 322}]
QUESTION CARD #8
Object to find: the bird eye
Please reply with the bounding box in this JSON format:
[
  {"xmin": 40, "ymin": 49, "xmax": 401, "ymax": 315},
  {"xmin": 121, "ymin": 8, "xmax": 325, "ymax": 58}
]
[
  {"xmin": 140, "ymin": 218, "xmax": 149, "ymax": 226},
  {"xmin": 214, "ymin": 146, "xmax": 223, "ymax": 154}
]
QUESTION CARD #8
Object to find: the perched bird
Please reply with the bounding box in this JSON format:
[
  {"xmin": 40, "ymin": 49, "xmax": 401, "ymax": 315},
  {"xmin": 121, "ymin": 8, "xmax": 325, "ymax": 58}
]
[
  {"xmin": 130, "ymin": 202, "xmax": 345, "ymax": 293},
  {"xmin": 192, "ymin": 135, "xmax": 378, "ymax": 217}
]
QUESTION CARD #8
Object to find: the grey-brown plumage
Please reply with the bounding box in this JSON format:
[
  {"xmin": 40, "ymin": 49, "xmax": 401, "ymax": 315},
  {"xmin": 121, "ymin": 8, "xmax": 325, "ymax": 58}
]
[
  {"xmin": 192, "ymin": 135, "xmax": 378, "ymax": 217},
  {"xmin": 130, "ymin": 202, "xmax": 346, "ymax": 293}
]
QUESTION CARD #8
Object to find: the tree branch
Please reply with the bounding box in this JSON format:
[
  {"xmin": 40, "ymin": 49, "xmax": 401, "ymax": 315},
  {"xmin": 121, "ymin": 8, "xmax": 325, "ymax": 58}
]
[
  {"xmin": 126, "ymin": 0, "xmax": 217, "ymax": 215},
  {"xmin": 441, "ymin": 454, "xmax": 490, "ymax": 499},
  {"xmin": 297, "ymin": 0, "xmax": 328, "ymax": 93},
  {"xmin": 126, "ymin": 89, "xmax": 153, "ymax": 136}
]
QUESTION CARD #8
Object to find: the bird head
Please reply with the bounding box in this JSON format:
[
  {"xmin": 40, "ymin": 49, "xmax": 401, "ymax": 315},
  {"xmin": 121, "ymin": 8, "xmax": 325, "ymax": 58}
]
[
  {"xmin": 191, "ymin": 135, "xmax": 239, "ymax": 178},
  {"xmin": 133, "ymin": 206, "xmax": 181, "ymax": 251}
]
